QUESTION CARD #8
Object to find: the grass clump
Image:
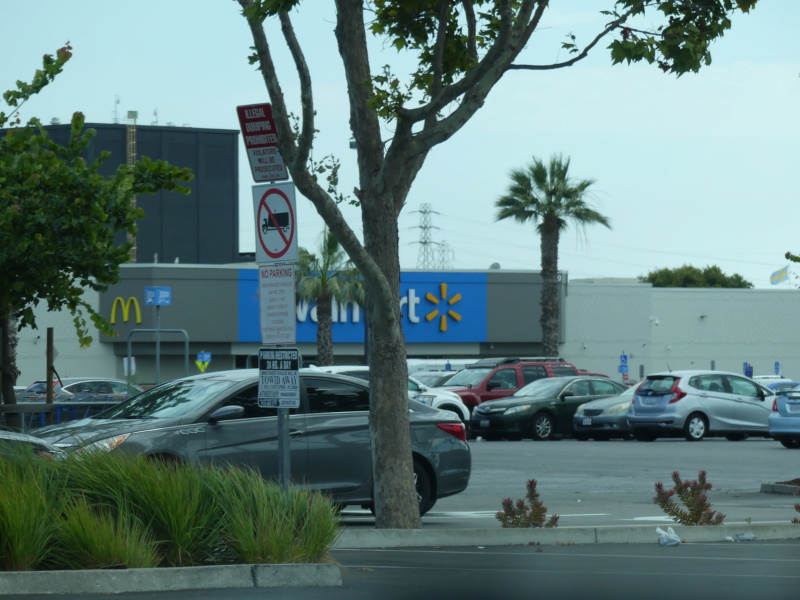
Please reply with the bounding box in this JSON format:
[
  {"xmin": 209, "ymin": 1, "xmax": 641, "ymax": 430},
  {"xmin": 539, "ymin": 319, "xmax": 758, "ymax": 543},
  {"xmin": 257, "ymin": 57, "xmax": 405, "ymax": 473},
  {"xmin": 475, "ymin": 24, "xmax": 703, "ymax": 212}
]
[{"xmin": 0, "ymin": 451, "xmax": 340, "ymax": 571}]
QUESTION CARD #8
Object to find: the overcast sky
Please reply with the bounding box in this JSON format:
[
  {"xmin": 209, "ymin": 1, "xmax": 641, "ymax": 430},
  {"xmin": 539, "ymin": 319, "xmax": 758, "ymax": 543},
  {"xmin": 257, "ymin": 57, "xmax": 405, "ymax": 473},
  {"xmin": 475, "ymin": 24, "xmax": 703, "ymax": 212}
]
[{"xmin": 3, "ymin": 1, "xmax": 798, "ymax": 288}]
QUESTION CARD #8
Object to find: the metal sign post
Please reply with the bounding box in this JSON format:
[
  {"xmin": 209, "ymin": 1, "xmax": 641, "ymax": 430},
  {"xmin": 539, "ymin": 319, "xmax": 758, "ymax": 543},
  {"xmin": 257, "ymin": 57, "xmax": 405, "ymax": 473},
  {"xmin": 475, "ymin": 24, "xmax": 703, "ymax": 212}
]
[{"xmin": 258, "ymin": 347, "xmax": 301, "ymax": 490}]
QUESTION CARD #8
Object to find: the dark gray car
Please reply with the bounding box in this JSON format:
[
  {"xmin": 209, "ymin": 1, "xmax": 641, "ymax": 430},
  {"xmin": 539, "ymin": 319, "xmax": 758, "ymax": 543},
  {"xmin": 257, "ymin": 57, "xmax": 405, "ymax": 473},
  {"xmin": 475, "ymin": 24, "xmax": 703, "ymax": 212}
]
[{"xmin": 33, "ymin": 369, "xmax": 471, "ymax": 515}]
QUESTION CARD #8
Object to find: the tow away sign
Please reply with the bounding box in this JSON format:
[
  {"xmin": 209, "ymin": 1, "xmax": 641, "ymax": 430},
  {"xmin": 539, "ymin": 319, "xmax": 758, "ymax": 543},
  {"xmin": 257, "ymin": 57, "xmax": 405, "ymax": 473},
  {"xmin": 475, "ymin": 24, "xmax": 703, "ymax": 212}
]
[
  {"xmin": 236, "ymin": 103, "xmax": 288, "ymax": 182},
  {"xmin": 258, "ymin": 347, "xmax": 300, "ymax": 408}
]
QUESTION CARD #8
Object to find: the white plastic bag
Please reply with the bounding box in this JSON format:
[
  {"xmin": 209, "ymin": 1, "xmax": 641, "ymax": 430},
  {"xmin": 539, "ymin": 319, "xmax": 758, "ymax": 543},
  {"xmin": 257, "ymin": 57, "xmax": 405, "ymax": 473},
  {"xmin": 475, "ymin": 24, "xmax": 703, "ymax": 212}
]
[{"xmin": 656, "ymin": 526, "xmax": 681, "ymax": 546}]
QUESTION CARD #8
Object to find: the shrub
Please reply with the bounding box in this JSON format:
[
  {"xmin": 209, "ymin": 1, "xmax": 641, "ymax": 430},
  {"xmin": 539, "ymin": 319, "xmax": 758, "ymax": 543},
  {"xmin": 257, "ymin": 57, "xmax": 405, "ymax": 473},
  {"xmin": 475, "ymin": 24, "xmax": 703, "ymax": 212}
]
[
  {"xmin": 653, "ymin": 470, "xmax": 725, "ymax": 525},
  {"xmin": 496, "ymin": 478, "xmax": 559, "ymax": 528}
]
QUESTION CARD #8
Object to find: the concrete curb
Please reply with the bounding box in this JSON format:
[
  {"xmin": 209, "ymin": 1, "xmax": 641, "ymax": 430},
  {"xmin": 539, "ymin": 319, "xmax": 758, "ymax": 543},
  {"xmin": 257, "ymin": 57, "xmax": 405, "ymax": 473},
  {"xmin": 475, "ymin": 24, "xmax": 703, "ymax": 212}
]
[
  {"xmin": 0, "ymin": 563, "xmax": 343, "ymax": 595},
  {"xmin": 334, "ymin": 522, "xmax": 800, "ymax": 549}
]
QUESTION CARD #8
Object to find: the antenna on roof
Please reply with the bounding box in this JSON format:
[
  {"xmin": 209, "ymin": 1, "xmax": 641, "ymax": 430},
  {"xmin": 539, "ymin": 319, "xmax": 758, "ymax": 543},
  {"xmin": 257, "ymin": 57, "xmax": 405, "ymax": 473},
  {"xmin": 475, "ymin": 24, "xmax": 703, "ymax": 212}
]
[
  {"xmin": 151, "ymin": 108, "xmax": 158, "ymax": 125},
  {"xmin": 113, "ymin": 96, "xmax": 120, "ymax": 124}
]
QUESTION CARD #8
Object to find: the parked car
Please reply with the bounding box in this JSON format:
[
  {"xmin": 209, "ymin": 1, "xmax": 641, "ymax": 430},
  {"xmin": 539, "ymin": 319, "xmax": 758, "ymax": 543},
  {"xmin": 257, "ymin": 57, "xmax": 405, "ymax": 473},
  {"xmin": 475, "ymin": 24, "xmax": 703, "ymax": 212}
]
[
  {"xmin": 443, "ymin": 357, "xmax": 583, "ymax": 413},
  {"xmin": 627, "ymin": 370, "xmax": 775, "ymax": 441},
  {"xmin": 19, "ymin": 377, "xmax": 142, "ymax": 401},
  {"xmin": 412, "ymin": 370, "xmax": 460, "ymax": 388},
  {"xmin": 0, "ymin": 430, "xmax": 64, "ymax": 460},
  {"xmin": 471, "ymin": 375, "xmax": 628, "ymax": 441},
  {"xmin": 309, "ymin": 365, "xmax": 470, "ymax": 424},
  {"xmin": 33, "ymin": 369, "xmax": 471, "ymax": 515},
  {"xmin": 768, "ymin": 389, "xmax": 800, "ymax": 448},
  {"xmin": 766, "ymin": 381, "xmax": 800, "ymax": 397},
  {"xmin": 572, "ymin": 384, "xmax": 639, "ymax": 440}
]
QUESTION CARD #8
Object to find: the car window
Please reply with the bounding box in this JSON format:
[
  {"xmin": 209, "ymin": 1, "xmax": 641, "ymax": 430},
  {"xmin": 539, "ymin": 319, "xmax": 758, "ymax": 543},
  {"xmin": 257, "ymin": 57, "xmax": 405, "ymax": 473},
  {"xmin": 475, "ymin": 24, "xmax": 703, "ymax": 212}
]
[
  {"xmin": 340, "ymin": 370, "xmax": 370, "ymax": 382},
  {"xmin": 216, "ymin": 383, "xmax": 288, "ymax": 419},
  {"xmin": 725, "ymin": 375, "xmax": 761, "ymax": 397},
  {"xmin": 521, "ymin": 365, "xmax": 547, "ymax": 384},
  {"xmin": 446, "ymin": 367, "xmax": 493, "ymax": 387},
  {"xmin": 99, "ymin": 378, "xmax": 236, "ymax": 419},
  {"xmin": 691, "ymin": 374, "xmax": 726, "ymax": 392},
  {"xmin": 592, "ymin": 379, "xmax": 623, "ymax": 395},
  {"xmin": 566, "ymin": 380, "xmax": 591, "ymax": 396},
  {"xmin": 639, "ymin": 376, "xmax": 677, "ymax": 394},
  {"xmin": 408, "ymin": 378, "xmax": 421, "ymax": 392},
  {"xmin": 488, "ymin": 369, "xmax": 517, "ymax": 389},
  {"xmin": 305, "ymin": 377, "xmax": 370, "ymax": 413},
  {"xmin": 514, "ymin": 378, "xmax": 567, "ymax": 398},
  {"xmin": 551, "ymin": 365, "xmax": 578, "ymax": 377}
]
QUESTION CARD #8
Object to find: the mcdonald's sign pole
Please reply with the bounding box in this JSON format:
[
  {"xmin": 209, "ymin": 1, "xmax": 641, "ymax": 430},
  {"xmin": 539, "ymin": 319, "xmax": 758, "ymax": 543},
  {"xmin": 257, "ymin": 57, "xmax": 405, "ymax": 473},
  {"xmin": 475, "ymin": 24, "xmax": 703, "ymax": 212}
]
[{"xmin": 145, "ymin": 287, "xmax": 172, "ymax": 383}]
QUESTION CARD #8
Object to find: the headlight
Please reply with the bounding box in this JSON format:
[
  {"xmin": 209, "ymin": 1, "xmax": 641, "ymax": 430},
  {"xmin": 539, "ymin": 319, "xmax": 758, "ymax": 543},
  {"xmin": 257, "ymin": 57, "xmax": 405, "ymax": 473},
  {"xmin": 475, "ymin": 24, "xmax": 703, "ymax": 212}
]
[
  {"xmin": 75, "ymin": 433, "xmax": 131, "ymax": 455},
  {"xmin": 605, "ymin": 403, "xmax": 629, "ymax": 415},
  {"xmin": 417, "ymin": 394, "xmax": 436, "ymax": 405},
  {"xmin": 504, "ymin": 405, "xmax": 531, "ymax": 415}
]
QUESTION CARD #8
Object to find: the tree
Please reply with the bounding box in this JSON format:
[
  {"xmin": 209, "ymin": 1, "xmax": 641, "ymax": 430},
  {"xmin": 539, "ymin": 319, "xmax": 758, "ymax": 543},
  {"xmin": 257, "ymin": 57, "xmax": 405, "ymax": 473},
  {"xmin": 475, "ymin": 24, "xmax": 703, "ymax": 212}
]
[
  {"xmin": 0, "ymin": 46, "xmax": 193, "ymax": 429},
  {"xmin": 236, "ymin": 0, "xmax": 758, "ymax": 529},
  {"xmin": 495, "ymin": 154, "xmax": 610, "ymax": 356},
  {"xmin": 296, "ymin": 228, "xmax": 364, "ymax": 366},
  {"xmin": 640, "ymin": 265, "xmax": 753, "ymax": 288}
]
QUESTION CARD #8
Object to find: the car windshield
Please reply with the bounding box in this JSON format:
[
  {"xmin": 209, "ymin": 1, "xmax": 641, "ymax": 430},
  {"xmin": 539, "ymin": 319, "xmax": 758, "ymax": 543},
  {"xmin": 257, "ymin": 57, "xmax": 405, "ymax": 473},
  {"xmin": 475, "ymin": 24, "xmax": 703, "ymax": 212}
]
[
  {"xmin": 94, "ymin": 378, "xmax": 237, "ymax": 420},
  {"xmin": 446, "ymin": 367, "xmax": 493, "ymax": 387},
  {"xmin": 513, "ymin": 378, "xmax": 568, "ymax": 398}
]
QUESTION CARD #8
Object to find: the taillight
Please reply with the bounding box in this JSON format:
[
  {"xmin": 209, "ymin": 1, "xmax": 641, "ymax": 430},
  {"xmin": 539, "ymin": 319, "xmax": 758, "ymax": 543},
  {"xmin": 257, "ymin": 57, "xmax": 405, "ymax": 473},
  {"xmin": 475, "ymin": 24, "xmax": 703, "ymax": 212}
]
[
  {"xmin": 668, "ymin": 381, "xmax": 687, "ymax": 404},
  {"xmin": 437, "ymin": 422, "xmax": 467, "ymax": 442},
  {"xmin": 772, "ymin": 398, "xmax": 778, "ymax": 412}
]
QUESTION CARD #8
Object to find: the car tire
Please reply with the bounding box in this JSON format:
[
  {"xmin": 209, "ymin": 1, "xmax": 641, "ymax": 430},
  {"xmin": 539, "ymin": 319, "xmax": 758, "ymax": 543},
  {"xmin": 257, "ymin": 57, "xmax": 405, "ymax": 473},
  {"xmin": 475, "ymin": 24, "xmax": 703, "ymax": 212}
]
[
  {"xmin": 414, "ymin": 458, "xmax": 435, "ymax": 516},
  {"xmin": 779, "ymin": 436, "xmax": 800, "ymax": 449},
  {"xmin": 633, "ymin": 431, "xmax": 657, "ymax": 442},
  {"xmin": 683, "ymin": 413, "xmax": 707, "ymax": 441},
  {"xmin": 725, "ymin": 433, "xmax": 748, "ymax": 441},
  {"xmin": 531, "ymin": 413, "xmax": 554, "ymax": 441}
]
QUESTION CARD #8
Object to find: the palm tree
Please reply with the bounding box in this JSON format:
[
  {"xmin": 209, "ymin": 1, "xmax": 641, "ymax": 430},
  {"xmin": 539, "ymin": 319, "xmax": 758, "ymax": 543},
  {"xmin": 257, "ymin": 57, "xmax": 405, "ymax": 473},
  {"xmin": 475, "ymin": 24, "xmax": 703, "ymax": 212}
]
[
  {"xmin": 296, "ymin": 228, "xmax": 364, "ymax": 366},
  {"xmin": 495, "ymin": 154, "xmax": 610, "ymax": 356}
]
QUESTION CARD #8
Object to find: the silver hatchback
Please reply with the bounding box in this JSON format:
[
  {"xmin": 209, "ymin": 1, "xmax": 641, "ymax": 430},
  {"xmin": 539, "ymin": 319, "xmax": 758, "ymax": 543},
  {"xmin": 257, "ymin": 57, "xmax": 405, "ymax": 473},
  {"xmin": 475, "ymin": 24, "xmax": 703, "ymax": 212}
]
[{"xmin": 627, "ymin": 370, "xmax": 775, "ymax": 441}]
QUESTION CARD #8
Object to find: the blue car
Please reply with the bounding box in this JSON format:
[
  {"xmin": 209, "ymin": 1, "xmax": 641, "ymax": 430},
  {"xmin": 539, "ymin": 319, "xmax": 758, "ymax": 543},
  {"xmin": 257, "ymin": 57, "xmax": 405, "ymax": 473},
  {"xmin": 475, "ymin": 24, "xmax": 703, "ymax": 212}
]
[{"xmin": 768, "ymin": 390, "xmax": 800, "ymax": 448}]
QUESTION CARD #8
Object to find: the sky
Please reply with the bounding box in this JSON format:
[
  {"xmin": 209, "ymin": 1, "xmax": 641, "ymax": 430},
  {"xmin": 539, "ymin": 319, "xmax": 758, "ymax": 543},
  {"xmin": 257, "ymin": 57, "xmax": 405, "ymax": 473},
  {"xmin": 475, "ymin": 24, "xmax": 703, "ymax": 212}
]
[{"xmin": 3, "ymin": 1, "xmax": 798, "ymax": 289}]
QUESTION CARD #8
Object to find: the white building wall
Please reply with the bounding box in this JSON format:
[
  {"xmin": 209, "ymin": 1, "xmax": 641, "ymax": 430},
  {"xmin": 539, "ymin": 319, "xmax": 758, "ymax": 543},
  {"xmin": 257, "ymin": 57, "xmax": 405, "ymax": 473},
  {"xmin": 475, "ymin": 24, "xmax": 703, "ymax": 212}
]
[{"xmin": 14, "ymin": 289, "xmax": 119, "ymax": 385}]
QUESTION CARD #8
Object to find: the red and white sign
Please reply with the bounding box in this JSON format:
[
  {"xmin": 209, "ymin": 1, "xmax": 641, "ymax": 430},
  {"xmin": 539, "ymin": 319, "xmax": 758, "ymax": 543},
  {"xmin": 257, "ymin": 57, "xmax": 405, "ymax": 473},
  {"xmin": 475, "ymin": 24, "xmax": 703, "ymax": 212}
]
[
  {"xmin": 259, "ymin": 264, "xmax": 296, "ymax": 345},
  {"xmin": 236, "ymin": 103, "xmax": 288, "ymax": 182},
  {"xmin": 253, "ymin": 182, "xmax": 298, "ymax": 264}
]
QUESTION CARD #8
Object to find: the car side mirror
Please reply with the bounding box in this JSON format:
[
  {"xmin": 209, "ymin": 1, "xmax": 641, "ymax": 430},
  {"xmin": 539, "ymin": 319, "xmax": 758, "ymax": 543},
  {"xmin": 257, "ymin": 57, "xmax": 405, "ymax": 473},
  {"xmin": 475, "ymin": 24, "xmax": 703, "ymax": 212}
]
[
  {"xmin": 560, "ymin": 392, "xmax": 573, "ymax": 400},
  {"xmin": 208, "ymin": 405, "xmax": 244, "ymax": 425},
  {"xmin": 486, "ymin": 381, "xmax": 500, "ymax": 391}
]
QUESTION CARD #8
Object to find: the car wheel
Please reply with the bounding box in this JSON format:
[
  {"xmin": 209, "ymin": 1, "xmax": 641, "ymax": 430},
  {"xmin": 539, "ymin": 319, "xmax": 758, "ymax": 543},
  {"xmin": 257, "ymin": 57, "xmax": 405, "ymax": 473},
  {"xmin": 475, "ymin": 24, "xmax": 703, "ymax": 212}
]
[
  {"xmin": 779, "ymin": 437, "xmax": 800, "ymax": 449},
  {"xmin": 725, "ymin": 433, "xmax": 748, "ymax": 441},
  {"xmin": 633, "ymin": 431, "xmax": 657, "ymax": 442},
  {"xmin": 683, "ymin": 413, "xmax": 707, "ymax": 441},
  {"xmin": 531, "ymin": 413, "xmax": 554, "ymax": 441},
  {"xmin": 414, "ymin": 458, "xmax": 435, "ymax": 516}
]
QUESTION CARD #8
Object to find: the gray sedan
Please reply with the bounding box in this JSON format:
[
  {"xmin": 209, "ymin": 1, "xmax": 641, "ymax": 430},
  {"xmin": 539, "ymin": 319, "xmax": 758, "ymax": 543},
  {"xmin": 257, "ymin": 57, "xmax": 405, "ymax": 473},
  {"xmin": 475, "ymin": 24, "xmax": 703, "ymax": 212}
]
[
  {"xmin": 33, "ymin": 369, "xmax": 471, "ymax": 515},
  {"xmin": 572, "ymin": 384, "xmax": 637, "ymax": 440}
]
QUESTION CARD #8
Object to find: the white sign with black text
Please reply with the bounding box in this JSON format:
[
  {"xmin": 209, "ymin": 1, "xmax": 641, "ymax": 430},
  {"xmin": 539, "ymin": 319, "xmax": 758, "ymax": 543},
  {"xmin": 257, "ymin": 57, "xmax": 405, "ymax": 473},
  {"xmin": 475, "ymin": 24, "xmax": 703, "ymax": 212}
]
[
  {"xmin": 259, "ymin": 263, "xmax": 296, "ymax": 345},
  {"xmin": 258, "ymin": 347, "xmax": 300, "ymax": 408}
]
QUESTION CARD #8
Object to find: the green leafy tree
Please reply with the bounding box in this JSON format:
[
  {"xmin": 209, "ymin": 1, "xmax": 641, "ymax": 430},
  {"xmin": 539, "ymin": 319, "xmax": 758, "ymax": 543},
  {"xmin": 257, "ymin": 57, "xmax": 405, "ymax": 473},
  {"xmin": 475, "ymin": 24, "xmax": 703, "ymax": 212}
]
[
  {"xmin": 237, "ymin": 0, "xmax": 758, "ymax": 529},
  {"xmin": 640, "ymin": 265, "xmax": 753, "ymax": 288},
  {"xmin": 496, "ymin": 154, "xmax": 610, "ymax": 356},
  {"xmin": 0, "ymin": 46, "xmax": 193, "ymax": 428},
  {"xmin": 296, "ymin": 229, "xmax": 364, "ymax": 366}
]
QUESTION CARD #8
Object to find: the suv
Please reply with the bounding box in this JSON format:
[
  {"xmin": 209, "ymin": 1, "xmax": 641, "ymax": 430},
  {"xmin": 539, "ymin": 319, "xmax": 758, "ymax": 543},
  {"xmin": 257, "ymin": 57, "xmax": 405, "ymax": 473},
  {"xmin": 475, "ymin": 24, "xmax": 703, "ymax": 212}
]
[
  {"xmin": 442, "ymin": 357, "xmax": 581, "ymax": 413},
  {"xmin": 627, "ymin": 370, "xmax": 775, "ymax": 441}
]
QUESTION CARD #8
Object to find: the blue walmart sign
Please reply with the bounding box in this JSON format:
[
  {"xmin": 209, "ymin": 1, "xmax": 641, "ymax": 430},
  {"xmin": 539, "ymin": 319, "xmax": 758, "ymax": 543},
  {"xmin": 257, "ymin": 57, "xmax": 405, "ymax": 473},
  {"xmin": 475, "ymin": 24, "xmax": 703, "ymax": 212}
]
[{"xmin": 238, "ymin": 270, "xmax": 487, "ymax": 343}]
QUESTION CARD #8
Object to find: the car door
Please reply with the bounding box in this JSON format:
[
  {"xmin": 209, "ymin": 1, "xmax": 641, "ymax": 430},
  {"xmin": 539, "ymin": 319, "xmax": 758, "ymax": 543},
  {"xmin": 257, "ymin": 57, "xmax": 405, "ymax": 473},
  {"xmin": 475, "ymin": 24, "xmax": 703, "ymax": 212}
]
[
  {"xmin": 556, "ymin": 379, "xmax": 593, "ymax": 427},
  {"xmin": 690, "ymin": 373, "xmax": 735, "ymax": 429},
  {"xmin": 481, "ymin": 368, "xmax": 519, "ymax": 402},
  {"xmin": 302, "ymin": 376, "xmax": 373, "ymax": 496},
  {"xmin": 725, "ymin": 375, "xmax": 772, "ymax": 432},
  {"xmin": 197, "ymin": 382, "xmax": 308, "ymax": 483}
]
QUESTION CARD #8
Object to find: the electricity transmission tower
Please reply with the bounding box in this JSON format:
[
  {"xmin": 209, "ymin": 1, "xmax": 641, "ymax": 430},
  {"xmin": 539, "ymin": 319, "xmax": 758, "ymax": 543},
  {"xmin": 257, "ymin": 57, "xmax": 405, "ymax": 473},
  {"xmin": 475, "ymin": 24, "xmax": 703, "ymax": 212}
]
[{"xmin": 411, "ymin": 204, "xmax": 452, "ymax": 269}]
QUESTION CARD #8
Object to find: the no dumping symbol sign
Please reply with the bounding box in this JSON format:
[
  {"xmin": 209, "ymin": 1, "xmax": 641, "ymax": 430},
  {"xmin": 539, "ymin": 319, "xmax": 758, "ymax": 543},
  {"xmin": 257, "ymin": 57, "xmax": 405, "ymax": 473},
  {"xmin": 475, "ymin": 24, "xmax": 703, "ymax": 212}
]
[{"xmin": 252, "ymin": 182, "xmax": 298, "ymax": 264}]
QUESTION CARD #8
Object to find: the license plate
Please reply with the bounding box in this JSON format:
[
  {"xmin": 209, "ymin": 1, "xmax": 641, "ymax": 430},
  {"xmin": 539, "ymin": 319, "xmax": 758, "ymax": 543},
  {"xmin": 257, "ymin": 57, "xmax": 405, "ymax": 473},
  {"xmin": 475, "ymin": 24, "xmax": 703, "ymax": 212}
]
[
  {"xmin": 641, "ymin": 396, "xmax": 657, "ymax": 406},
  {"xmin": 788, "ymin": 404, "xmax": 800, "ymax": 413},
  {"xmin": 481, "ymin": 420, "xmax": 490, "ymax": 428},
  {"xmin": 582, "ymin": 417, "xmax": 592, "ymax": 426}
]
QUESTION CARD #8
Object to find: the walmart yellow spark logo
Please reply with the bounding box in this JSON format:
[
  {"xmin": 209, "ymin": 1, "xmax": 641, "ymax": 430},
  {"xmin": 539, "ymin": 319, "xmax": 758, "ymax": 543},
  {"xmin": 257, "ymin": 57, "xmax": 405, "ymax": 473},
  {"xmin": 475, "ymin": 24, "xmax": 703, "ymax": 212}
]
[{"xmin": 424, "ymin": 283, "xmax": 462, "ymax": 332}]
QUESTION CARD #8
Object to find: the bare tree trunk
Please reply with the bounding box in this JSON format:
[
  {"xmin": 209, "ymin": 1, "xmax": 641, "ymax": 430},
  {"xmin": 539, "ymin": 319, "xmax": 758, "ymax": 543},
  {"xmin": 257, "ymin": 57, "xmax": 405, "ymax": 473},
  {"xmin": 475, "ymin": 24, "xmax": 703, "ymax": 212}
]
[
  {"xmin": 0, "ymin": 316, "xmax": 21, "ymax": 430},
  {"xmin": 316, "ymin": 294, "xmax": 334, "ymax": 366},
  {"xmin": 362, "ymin": 193, "xmax": 421, "ymax": 530},
  {"xmin": 540, "ymin": 222, "xmax": 561, "ymax": 357}
]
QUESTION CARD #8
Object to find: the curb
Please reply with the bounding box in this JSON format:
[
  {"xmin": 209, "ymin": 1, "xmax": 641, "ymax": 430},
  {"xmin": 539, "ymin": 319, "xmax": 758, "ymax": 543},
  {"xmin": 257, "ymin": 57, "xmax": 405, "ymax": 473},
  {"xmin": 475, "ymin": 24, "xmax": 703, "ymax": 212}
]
[
  {"xmin": 334, "ymin": 522, "xmax": 800, "ymax": 549},
  {"xmin": 0, "ymin": 563, "xmax": 343, "ymax": 595}
]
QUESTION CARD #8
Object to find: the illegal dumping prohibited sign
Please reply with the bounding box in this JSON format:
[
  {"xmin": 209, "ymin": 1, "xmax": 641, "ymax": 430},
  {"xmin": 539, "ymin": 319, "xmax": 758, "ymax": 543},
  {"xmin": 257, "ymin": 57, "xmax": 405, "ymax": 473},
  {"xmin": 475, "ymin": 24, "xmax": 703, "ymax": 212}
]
[{"xmin": 258, "ymin": 347, "xmax": 300, "ymax": 408}]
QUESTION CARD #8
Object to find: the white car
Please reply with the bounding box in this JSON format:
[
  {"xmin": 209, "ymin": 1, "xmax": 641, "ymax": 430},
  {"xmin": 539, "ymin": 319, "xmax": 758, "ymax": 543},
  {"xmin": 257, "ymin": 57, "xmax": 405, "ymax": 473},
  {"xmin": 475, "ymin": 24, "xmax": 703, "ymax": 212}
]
[{"xmin": 309, "ymin": 365, "xmax": 470, "ymax": 423}]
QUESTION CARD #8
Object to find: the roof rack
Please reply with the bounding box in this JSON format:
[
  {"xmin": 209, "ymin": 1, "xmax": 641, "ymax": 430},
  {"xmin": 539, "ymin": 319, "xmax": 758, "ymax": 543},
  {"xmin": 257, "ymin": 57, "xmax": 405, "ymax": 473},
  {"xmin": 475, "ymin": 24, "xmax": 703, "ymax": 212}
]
[{"xmin": 469, "ymin": 357, "xmax": 566, "ymax": 367}]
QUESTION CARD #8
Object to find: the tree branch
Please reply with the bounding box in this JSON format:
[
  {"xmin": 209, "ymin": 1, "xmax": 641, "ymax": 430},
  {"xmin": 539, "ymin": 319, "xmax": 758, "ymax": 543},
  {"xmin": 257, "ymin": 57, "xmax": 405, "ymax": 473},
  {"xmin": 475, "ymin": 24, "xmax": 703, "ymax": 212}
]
[{"xmin": 278, "ymin": 12, "xmax": 315, "ymax": 171}]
